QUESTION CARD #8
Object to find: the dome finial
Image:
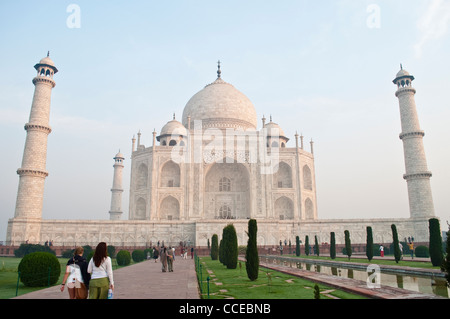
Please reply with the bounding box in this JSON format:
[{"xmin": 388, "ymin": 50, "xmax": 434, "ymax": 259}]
[
  {"xmin": 217, "ymin": 60, "xmax": 221, "ymax": 78},
  {"xmin": 173, "ymin": 112, "xmax": 175, "ymax": 120},
  {"xmin": 400, "ymin": 63, "xmax": 403, "ymax": 70},
  {"xmin": 47, "ymin": 51, "xmax": 50, "ymax": 57}
]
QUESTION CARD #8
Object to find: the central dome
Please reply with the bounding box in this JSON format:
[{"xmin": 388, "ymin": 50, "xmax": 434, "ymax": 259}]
[{"xmin": 182, "ymin": 77, "xmax": 258, "ymax": 130}]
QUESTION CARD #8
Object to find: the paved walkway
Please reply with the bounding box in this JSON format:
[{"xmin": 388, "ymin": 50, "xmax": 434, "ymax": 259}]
[{"xmin": 13, "ymin": 257, "xmax": 200, "ymax": 299}]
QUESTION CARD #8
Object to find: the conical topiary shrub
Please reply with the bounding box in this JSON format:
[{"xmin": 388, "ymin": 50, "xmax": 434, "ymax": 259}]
[
  {"xmin": 429, "ymin": 218, "xmax": 444, "ymax": 267},
  {"xmin": 391, "ymin": 224, "xmax": 401, "ymax": 263},
  {"xmin": 223, "ymin": 224, "xmax": 238, "ymax": 269},
  {"xmin": 245, "ymin": 219, "xmax": 259, "ymax": 281},
  {"xmin": 330, "ymin": 232, "xmax": 336, "ymax": 259},
  {"xmin": 366, "ymin": 226, "xmax": 374, "ymax": 261},
  {"xmin": 211, "ymin": 234, "xmax": 219, "ymax": 260}
]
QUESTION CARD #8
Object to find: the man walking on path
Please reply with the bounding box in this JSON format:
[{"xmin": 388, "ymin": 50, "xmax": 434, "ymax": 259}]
[{"xmin": 167, "ymin": 246, "xmax": 174, "ymax": 272}]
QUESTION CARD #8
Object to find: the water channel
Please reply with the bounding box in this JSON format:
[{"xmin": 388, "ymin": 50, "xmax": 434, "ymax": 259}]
[{"xmin": 261, "ymin": 256, "xmax": 449, "ymax": 298}]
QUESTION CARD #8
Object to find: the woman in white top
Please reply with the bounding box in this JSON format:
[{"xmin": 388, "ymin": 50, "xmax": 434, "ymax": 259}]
[
  {"xmin": 88, "ymin": 242, "xmax": 114, "ymax": 299},
  {"xmin": 61, "ymin": 246, "xmax": 89, "ymax": 299}
]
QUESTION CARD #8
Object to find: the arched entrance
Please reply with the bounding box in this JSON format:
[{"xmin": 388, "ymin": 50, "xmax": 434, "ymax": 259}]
[{"xmin": 204, "ymin": 160, "xmax": 250, "ymax": 219}]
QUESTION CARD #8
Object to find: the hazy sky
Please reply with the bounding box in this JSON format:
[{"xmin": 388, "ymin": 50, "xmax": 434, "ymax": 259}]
[{"xmin": 1, "ymin": 1, "xmax": 449, "ymax": 241}]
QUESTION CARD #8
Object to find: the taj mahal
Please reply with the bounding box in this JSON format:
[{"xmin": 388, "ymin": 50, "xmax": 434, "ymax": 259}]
[{"xmin": 6, "ymin": 55, "xmax": 436, "ymax": 247}]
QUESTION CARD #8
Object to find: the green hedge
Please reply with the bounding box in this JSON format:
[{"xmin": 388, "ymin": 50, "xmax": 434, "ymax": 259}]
[
  {"xmin": 132, "ymin": 250, "xmax": 145, "ymax": 262},
  {"xmin": 415, "ymin": 245, "xmax": 430, "ymax": 258},
  {"xmin": 18, "ymin": 252, "xmax": 61, "ymax": 287},
  {"xmin": 14, "ymin": 244, "xmax": 55, "ymax": 258},
  {"xmin": 117, "ymin": 250, "xmax": 131, "ymax": 266}
]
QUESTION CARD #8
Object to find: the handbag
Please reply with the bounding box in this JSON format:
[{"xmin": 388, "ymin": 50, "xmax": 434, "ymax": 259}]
[
  {"xmin": 70, "ymin": 258, "xmax": 88, "ymax": 299},
  {"xmin": 75, "ymin": 281, "xmax": 88, "ymax": 299}
]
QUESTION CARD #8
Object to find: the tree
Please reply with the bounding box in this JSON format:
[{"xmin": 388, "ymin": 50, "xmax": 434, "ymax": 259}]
[
  {"xmin": 305, "ymin": 235, "xmax": 310, "ymax": 256},
  {"xmin": 440, "ymin": 223, "xmax": 450, "ymax": 287},
  {"xmin": 219, "ymin": 239, "xmax": 224, "ymax": 264},
  {"xmin": 314, "ymin": 284, "xmax": 320, "ymax": 299},
  {"xmin": 314, "ymin": 235, "xmax": 320, "ymax": 256},
  {"xmin": 344, "ymin": 230, "xmax": 352, "ymax": 260},
  {"xmin": 330, "ymin": 232, "xmax": 336, "ymax": 259},
  {"xmin": 429, "ymin": 218, "xmax": 444, "ymax": 267},
  {"xmin": 223, "ymin": 224, "xmax": 238, "ymax": 269},
  {"xmin": 366, "ymin": 226, "xmax": 374, "ymax": 261},
  {"xmin": 211, "ymin": 234, "xmax": 219, "ymax": 260},
  {"xmin": 391, "ymin": 224, "xmax": 401, "ymax": 263},
  {"xmin": 245, "ymin": 219, "xmax": 259, "ymax": 281},
  {"xmin": 295, "ymin": 236, "xmax": 300, "ymax": 256}
]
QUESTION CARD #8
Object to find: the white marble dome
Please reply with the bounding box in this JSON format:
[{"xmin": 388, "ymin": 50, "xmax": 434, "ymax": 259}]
[
  {"xmin": 182, "ymin": 77, "xmax": 258, "ymax": 130},
  {"xmin": 159, "ymin": 118, "xmax": 187, "ymax": 137}
]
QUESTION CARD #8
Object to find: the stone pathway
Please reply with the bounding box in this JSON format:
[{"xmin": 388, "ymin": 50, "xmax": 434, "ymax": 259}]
[{"xmin": 13, "ymin": 257, "xmax": 199, "ymax": 299}]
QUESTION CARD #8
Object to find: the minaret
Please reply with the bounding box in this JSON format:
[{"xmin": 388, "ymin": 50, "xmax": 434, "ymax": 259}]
[
  {"xmin": 393, "ymin": 65, "xmax": 435, "ymax": 219},
  {"xmin": 13, "ymin": 54, "xmax": 57, "ymax": 240},
  {"xmin": 109, "ymin": 151, "xmax": 125, "ymax": 220}
]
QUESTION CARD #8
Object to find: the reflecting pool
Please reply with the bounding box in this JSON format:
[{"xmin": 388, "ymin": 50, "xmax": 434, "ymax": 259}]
[{"xmin": 262, "ymin": 257, "xmax": 449, "ymax": 298}]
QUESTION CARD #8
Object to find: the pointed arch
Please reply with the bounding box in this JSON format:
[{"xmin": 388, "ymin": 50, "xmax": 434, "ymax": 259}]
[
  {"xmin": 274, "ymin": 161, "xmax": 292, "ymax": 188},
  {"xmin": 160, "ymin": 160, "xmax": 180, "ymax": 187},
  {"xmin": 303, "ymin": 165, "xmax": 312, "ymax": 190},
  {"xmin": 204, "ymin": 160, "xmax": 250, "ymax": 219},
  {"xmin": 160, "ymin": 196, "xmax": 180, "ymax": 220},
  {"xmin": 135, "ymin": 197, "xmax": 146, "ymax": 220},
  {"xmin": 137, "ymin": 163, "xmax": 148, "ymax": 189},
  {"xmin": 275, "ymin": 196, "xmax": 294, "ymax": 220}
]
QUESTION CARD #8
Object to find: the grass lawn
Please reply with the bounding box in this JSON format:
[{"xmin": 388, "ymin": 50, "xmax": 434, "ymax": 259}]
[
  {"xmin": 0, "ymin": 256, "xmax": 128, "ymax": 299},
  {"xmin": 196, "ymin": 257, "xmax": 367, "ymax": 299},
  {"xmin": 0, "ymin": 257, "xmax": 68, "ymax": 299}
]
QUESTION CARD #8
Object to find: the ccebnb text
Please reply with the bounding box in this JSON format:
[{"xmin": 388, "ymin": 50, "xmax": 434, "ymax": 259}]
[{"xmin": 223, "ymin": 303, "xmax": 270, "ymax": 314}]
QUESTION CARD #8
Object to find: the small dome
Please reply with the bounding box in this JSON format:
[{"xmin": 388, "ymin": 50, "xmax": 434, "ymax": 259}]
[
  {"xmin": 114, "ymin": 151, "xmax": 124, "ymax": 159},
  {"xmin": 39, "ymin": 56, "xmax": 55, "ymax": 67},
  {"xmin": 158, "ymin": 119, "xmax": 187, "ymax": 139},
  {"xmin": 264, "ymin": 120, "xmax": 286, "ymax": 138},
  {"xmin": 393, "ymin": 66, "xmax": 414, "ymax": 84},
  {"xmin": 34, "ymin": 53, "xmax": 58, "ymax": 73},
  {"xmin": 396, "ymin": 69, "xmax": 410, "ymax": 78}
]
